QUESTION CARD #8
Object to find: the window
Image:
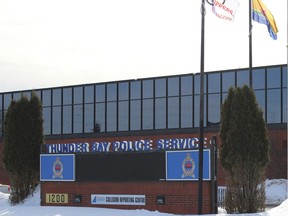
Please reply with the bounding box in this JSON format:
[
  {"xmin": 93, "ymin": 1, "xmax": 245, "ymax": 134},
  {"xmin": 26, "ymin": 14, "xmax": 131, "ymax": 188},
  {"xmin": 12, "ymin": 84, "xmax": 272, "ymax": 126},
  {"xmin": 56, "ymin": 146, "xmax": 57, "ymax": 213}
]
[
  {"xmin": 107, "ymin": 102, "xmax": 116, "ymax": 131},
  {"xmin": 237, "ymin": 69, "xmax": 249, "ymax": 87},
  {"xmin": 168, "ymin": 97, "xmax": 179, "ymax": 128},
  {"xmin": 168, "ymin": 77, "xmax": 179, "ymax": 96},
  {"xmin": 267, "ymin": 67, "xmax": 281, "ymax": 88},
  {"xmin": 283, "ymin": 66, "xmax": 287, "ymax": 87},
  {"xmin": 74, "ymin": 87, "xmax": 83, "ymax": 104},
  {"xmin": 254, "ymin": 90, "xmax": 266, "ymax": 120},
  {"xmin": 118, "ymin": 101, "xmax": 129, "ymax": 131},
  {"xmin": 194, "ymin": 95, "xmax": 207, "ymax": 127},
  {"xmin": 42, "ymin": 90, "xmax": 51, "ymax": 107},
  {"xmin": 63, "ymin": 106, "xmax": 72, "ymax": 134},
  {"xmin": 53, "ymin": 89, "xmax": 61, "ymax": 106},
  {"xmin": 155, "ymin": 98, "xmax": 166, "ymax": 129},
  {"xmin": 96, "ymin": 85, "xmax": 105, "ymax": 102},
  {"xmin": 267, "ymin": 89, "xmax": 281, "ymax": 123},
  {"xmin": 253, "ymin": 69, "xmax": 265, "ymax": 90},
  {"xmin": 73, "ymin": 104, "xmax": 83, "ymax": 133},
  {"xmin": 130, "ymin": 81, "xmax": 141, "ymax": 99},
  {"xmin": 63, "ymin": 88, "xmax": 72, "ymax": 105},
  {"xmin": 107, "ymin": 83, "xmax": 117, "ymax": 102},
  {"xmin": 52, "ymin": 106, "xmax": 61, "ymax": 134},
  {"xmin": 283, "ymin": 89, "xmax": 287, "ymax": 123},
  {"xmin": 85, "ymin": 86, "xmax": 94, "ymax": 103},
  {"xmin": 130, "ymin": 100, "xmax": 141, "ymax": 130},
  {"xmin": 222, "ymin": 71, "xmax": 235, "ymax": 92},
  {"xmin": 181, "ymin": 96, "xmax": 193, "ymax": 128},
  {"xmin": 142, "ymin": 99, "xmax": 153, "ymax": 129},
  {"xmin": 181, "ymin": 76, "xmax": 193, "ymax": 95},
  {"xmin": 95, "ymin": 103, "xmax": 105, "ymax": 132},
  {"xmin": 143, "ymin": 80, "xmax": 153, "ymax": 99},
  {"xmin": 43, "ymin": 107, "xmax": 51, "ymax": 135},
  {"xmin": 119, "ymin": 82, "xmax": 129, "ymax": 101},
  {"xmin": 13, "ymin": 92, "xmax": 21, "ymax": 101},
  {"xmin": 84, "ymin": 103, "xmax": 94, "ymax": 133},
  {"xmin": 208, "ymin": 73, "xmax": 220, "ymax": 93},
  {"xmin": 155, "ymin": 78, "xmax": 166, "ymax": 98},
  {"xmin": 194, "ymin": 74, "xmax": 207, "ymax": 95},
  {"xmin": 208, "ymin": 94, "xmax": 220, "ymax": 124}
]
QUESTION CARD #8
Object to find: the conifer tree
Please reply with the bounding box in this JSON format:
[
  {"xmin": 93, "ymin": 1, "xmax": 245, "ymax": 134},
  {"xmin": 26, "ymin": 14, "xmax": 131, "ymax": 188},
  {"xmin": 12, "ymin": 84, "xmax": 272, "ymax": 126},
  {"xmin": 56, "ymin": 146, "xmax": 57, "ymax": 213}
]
[
  {"xmin": 220, "ymin": 85, "xmax": 270, "ymax": 213},
  {"xmin": 3, "ymin": 92, "xmax": 44, "ymax": 204}
]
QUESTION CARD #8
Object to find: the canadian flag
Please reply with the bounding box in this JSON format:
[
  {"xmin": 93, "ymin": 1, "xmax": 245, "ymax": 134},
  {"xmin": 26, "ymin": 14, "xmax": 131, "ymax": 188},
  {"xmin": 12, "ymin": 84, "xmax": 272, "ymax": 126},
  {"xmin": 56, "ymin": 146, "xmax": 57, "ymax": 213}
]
[{"xmin": 210, "ymin": 0, "xmax": 240, "ymax": 22}]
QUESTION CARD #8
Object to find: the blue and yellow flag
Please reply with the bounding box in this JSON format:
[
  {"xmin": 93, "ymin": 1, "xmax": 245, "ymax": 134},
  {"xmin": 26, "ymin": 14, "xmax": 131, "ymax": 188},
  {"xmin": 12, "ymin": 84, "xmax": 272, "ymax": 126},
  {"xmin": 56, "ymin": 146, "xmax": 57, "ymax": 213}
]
[{"xmin": 252, "ymin": 0, "xmax": 278, "ymax": 40}]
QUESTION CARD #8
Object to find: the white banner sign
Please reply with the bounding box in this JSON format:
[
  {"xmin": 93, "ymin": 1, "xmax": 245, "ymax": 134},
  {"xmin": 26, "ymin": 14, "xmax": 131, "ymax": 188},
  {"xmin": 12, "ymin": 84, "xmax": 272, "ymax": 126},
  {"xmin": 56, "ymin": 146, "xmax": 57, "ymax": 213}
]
[
  {"xmin": 91, "ymin": 194, "xmax": 146, "ymax": 206},
  {"xmin": 212, "ymin": 0, "xmax": 240, "ymax": 21}
]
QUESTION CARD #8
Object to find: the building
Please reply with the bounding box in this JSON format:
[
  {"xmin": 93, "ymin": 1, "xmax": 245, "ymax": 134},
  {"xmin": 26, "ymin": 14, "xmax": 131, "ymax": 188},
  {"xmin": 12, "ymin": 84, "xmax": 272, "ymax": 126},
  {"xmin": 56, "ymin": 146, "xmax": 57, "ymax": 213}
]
[{"xmin": 0, "ymin": 64, "xmax": 287, "ymax": 214}]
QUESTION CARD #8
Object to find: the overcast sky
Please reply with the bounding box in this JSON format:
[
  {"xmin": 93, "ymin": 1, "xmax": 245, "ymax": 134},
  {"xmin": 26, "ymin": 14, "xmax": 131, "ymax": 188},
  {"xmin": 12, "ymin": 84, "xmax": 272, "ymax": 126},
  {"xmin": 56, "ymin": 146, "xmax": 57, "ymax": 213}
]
[{"xmin": 0, "ymin": 0, "xmax": 286, "ymax": 92}]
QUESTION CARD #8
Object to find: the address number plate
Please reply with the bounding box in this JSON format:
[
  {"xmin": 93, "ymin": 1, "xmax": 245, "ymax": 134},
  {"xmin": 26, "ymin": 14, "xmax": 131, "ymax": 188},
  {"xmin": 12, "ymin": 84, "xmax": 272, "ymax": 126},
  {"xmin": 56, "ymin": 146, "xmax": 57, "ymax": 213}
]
[{"xmin": 46, "ymin": 193, "xmax": 68, "ymax": 204}]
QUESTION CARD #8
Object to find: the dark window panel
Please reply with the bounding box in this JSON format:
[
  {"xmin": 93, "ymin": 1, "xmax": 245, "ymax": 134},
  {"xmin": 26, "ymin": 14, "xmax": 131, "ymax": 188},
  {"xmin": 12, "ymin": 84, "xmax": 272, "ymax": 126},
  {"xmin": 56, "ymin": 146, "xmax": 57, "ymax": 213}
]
[
  {"xmin": 208, "ymin": 73, "xmax": 220, "ymax": 93},
  {"xmin": 208, "ymin": 94, "xmax": 220, "ymax": 124},
  {"xmin": 267, "ymin": 89, "xmax": 281, "ymax": 123},
  {"xmin": 194, "ymin": 74, "xmax": 207, "ymax": 95},
  {"xmin": 53, "ymin": 89, "xmax": 61, "ymax": 106},
  {"xmin": 142, "ymin": 99, "xmax": 153, "ymax": 130},
  {"xmin": 283, "ymin": 89, "xmax": 287, "ymax": 123},
  {"xmin": 155, "ymin": 98, "xmax": 166, "ymax": 129},
  {"xmin": 253, "ymin": 69, "xmax": 265, "ymax": 90},
  {"xmin": 63, "ymin": 105, "xmax": 72, "ymax": 134},
  {"xmin": 130, "ymin": 100, "xmax": 141, "ymax": 130},
  {"xmin": 181, "ymin": 96, "xmax": 193, "ymax": 128},
  {"xmin": 155, "ymin": 78, "xmax": 166, "ymax": 98},
  {"xmin": 194, "ymin": 95, "xmax": 207, "ymax": 127},
  {"xmin": 267, "ymin": 67, "xmax": 281, "ymax": 88},
  {"xmin": 107, "ymin": 102, "xmax": 116, "ymax": 132},
  {"xmin": 43, "ymin": 107, "xmax": 51, "ymax": 135},
  {"xmin": 143, "ymin": 80, "xmax": 153, "ymax": 99},
  {"xmin": 95, "ymin": 103, "xmax": 105, "ymax": 132},
  {"xmin": 95, "ymin": 85, "xmax": 106, "ymax": 102},
  {"xmin": 13, "ymin": 92, "xmax": 21, "ymax": 101},
  {"xmin": 168, "ymin": 97, "xmax": 179, "ymax": 128},
  {"xmin": 84, "ymin": 103, "xmax": 94, "ymax": 133},
  {"xmin": 283, "ymin": 66, "xmax": 287, "ymax": 87},
  {"xmin": 84, "ymin": 85, "xmax": 94, "ymax": 104},
  {"xmin": 74, "ymin": 87, "xmax": 83, "ymax": 104},
  {"xmin": 118, "ymin": 101, "xmax": 129, "ymax": 131},
  {"xmin": 168, "ymin": 77, "xmax": 179, "ymax": 96},
  {"xmin": 73, "ymin": 104, "xmax": 83, "ymax": 133},
  {"xmin": 22, "ymin": 91, "xmax": 31, "ymax": 100},
  {"xmin": 254, "ymin": 90, "xmax": 266, "ymax": 121},
  {"xmin": 4, "ymin": 93, "xmax": 12, "ymax": 110},
  {"xmin": 52, "ymin": 106, "xmax": 61, "ymax": 134},
  {"xmin": 222, "ymin": 71, "xmax": 235, "ymax": 92},
  {"xmin": 130, "ymin": 80, "xmax": 141, "ymax": 99},
  {"xmin": 63, "ymin": 88, "xmax": 72, "ymax": 105},
  {"xmin": 236, "ymin": 69, "xmax": 249, "ymax": 87},
  {"xmin": 107, "ymin": 83, "xmax": 117, "ymax": 102},
  {"xmin": 42, "ymin": 90, "xmax": 51, "ymax": 107},
  {"xmin": 181, "ymin": 76, "xmax": 193, "ymax": 95},
  {"xmin": 118, "ymin": 82, "xmax": 129, "ymax": 101}
]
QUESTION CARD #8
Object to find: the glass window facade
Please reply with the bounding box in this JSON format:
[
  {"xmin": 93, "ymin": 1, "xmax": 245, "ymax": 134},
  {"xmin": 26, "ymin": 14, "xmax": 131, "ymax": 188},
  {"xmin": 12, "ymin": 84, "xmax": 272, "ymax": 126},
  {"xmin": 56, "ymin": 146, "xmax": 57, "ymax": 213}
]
[{"xmin": 0, "ymin": 65, "xmax": 286, "ymax": 137}]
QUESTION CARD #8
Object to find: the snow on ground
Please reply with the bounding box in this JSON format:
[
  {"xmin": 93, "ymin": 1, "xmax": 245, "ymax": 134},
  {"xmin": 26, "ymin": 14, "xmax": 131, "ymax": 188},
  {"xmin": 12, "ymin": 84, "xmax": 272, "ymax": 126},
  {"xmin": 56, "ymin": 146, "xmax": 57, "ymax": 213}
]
[{"xmin": 0, "ymin": 179, "xmax": 287, "ymax": 216}]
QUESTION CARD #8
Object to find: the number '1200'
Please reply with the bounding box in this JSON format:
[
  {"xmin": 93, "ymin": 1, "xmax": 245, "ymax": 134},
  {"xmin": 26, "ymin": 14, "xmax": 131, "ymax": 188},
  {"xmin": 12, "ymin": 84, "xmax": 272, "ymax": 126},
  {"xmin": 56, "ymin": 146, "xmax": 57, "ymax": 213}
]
[{"xmin": 46, "ymin": 194, "xmax": 68, "ymax": 204}]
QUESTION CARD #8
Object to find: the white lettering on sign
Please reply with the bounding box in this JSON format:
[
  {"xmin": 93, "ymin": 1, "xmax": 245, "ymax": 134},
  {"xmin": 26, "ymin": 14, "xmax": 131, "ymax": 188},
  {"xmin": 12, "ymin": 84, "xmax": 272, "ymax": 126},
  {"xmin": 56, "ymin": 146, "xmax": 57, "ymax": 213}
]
[{"xmin": 46, "ymin": 137, "xmax": 210, "ymax": 153}]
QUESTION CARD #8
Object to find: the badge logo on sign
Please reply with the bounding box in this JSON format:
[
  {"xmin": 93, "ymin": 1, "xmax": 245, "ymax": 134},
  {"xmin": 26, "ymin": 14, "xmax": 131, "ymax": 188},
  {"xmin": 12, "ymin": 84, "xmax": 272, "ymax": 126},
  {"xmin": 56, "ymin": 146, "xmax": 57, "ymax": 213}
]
[
  {"xmin": 53, "ymin": 157, "xmax": 63, "ymax": 179},
  {"xmin": 182, "ymin": 153, "xmax": 195, "ymax": 178}
]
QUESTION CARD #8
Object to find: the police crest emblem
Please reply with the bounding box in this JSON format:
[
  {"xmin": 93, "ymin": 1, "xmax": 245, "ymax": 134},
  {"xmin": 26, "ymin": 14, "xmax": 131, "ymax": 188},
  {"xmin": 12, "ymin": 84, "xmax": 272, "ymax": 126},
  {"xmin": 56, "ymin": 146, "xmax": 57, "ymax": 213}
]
[
  {"xmin": 182, "ymin": 153, "xmax": 195, "ymax": 178},
  {"xmin": 53, "ymin": 157, "xmax": 63, "ymax": 179}
]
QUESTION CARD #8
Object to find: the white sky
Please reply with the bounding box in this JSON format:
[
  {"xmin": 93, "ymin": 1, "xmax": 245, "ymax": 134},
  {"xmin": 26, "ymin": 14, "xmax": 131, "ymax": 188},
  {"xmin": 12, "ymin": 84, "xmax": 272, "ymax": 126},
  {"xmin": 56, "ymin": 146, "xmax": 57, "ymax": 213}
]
[{"xmin": 0, "ymin": 0, "xmax": 286, "ymax": 92}]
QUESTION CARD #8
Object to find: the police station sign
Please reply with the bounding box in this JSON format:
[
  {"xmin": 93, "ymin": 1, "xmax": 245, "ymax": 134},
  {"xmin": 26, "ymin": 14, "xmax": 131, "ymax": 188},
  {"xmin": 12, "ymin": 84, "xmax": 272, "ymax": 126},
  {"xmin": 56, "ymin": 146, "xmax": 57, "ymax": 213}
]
[{"xmin": 46, "ymin": 137, "xmax": 210, "ymax": 154}]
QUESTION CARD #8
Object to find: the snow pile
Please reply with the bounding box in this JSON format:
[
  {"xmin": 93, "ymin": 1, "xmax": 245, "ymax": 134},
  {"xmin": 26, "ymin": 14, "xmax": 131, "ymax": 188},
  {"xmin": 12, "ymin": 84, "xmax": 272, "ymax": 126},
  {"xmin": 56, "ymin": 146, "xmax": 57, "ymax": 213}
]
[
  {"xmin": 0, "ymin": 179, "xmax": 287, "ymax": 216},
  {"xmin": 265, "ymin": 179, "xmax": 288, "ymax": 205}
]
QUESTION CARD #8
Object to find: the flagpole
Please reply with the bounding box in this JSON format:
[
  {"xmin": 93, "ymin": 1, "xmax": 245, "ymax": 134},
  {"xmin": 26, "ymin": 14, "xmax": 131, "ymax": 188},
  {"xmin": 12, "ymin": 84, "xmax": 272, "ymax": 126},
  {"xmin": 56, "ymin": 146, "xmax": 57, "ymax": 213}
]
[
  {"xmin": 249, "ymin": 0, "xmax": 253, "ymax": 88},
  {"xmin": 198, "ymin": 0, "xmax": 205, "ymax": 214}
]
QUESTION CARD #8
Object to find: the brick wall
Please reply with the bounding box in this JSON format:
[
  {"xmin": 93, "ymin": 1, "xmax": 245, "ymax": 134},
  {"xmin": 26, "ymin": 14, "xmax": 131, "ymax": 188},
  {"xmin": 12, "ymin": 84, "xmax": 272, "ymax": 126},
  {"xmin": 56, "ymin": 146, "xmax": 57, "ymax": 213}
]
[{"xmin": 41, "ymin": 181, "xmax": 212, "ymax": 214}]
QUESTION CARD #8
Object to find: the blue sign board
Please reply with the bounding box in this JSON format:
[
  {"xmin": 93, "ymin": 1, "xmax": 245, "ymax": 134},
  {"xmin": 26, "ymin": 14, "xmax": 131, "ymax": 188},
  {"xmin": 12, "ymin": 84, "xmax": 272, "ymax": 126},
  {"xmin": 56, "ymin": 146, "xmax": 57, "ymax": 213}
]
[
  {"xmin": 166, "ymin": 149, "xmax": 210, "ymax": 181},
  {"xmin": 40, "ymin": 154, "xmax": 75, "ymax": 181}
]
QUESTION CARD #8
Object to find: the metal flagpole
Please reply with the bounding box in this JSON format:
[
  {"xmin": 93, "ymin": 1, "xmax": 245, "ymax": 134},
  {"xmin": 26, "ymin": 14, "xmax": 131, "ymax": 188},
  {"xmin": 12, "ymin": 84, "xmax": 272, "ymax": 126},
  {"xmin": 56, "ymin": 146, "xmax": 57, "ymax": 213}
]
[
  {"xmin": 249, "ymin": 0, "xmax": 253, "ymax": 88},
  {"xmin": 198, "ymin": 0, "xmax": 205, "ymax": 214}
]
